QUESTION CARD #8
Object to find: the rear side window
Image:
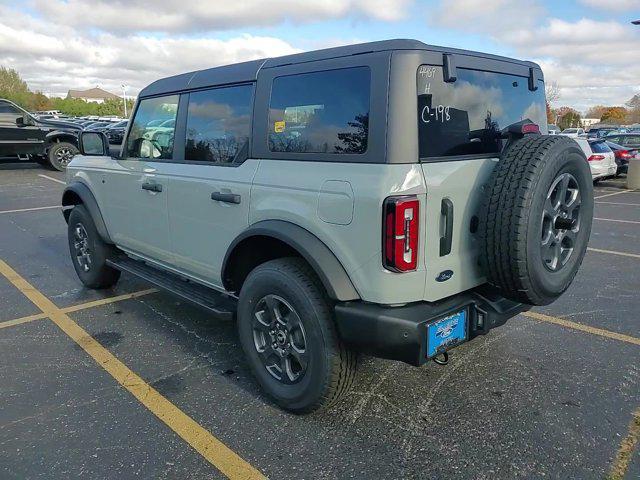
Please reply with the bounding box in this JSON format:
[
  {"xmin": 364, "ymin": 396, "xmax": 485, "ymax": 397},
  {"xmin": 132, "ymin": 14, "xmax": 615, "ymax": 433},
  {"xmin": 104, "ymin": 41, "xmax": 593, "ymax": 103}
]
[
  {"xmin": 590, "ymin": 141, "xmax": 611, "ymax": 153},
  {"xmin": 268, "ymin": 67, "xmax": 370, "ymax": 154},
  {"xmin": 185, "ymin": 84, "xmax": 253, "ymax": 163},
  {"xmin": 622, "ymin": 135, "xmax": 640, "ymax": 147},
  {"xmin": 126, "ymin": 95, "xmax": 179, "ymax": 160},
  {"xmin": 417, "ymin": 66, "xmax": 546, "ymax": 159}
]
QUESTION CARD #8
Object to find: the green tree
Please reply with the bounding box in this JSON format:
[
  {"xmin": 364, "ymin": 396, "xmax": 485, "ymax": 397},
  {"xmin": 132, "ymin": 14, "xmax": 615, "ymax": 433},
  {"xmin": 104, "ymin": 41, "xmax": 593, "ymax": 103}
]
[{"xmin": 556, "ymin": 107, "xmax": 582, "ymax": 130}]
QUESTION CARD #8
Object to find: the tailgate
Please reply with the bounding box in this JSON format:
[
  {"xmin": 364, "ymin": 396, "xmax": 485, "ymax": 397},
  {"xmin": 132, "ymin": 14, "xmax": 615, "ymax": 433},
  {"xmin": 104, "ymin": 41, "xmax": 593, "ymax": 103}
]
[{"xmin": 420, "ymin": 158, "xmax": 498, "ymax": 301}]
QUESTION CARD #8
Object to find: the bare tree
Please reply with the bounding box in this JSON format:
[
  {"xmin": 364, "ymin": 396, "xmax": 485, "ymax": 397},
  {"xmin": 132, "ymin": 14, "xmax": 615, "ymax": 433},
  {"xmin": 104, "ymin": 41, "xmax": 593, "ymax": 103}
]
[{"xmin": 545, "ymin": 81, "xmax": 561, "ymax": 105}]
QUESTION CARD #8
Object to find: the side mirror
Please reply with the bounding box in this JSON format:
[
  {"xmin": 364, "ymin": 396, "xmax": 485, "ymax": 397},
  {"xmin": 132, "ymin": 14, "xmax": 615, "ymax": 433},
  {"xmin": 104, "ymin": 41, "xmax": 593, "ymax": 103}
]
[
  {"xmin": 79, "ymin": 131, "xmax": 109, "ymax": 156},
  {"xmin": 16, "ymin": 115, "xmax": 35, "ymax": 127}
]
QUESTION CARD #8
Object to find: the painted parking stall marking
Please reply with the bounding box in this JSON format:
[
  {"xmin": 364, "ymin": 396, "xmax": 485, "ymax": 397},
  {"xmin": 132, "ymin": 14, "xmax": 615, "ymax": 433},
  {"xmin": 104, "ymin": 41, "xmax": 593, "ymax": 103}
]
[
  {"xmin": 0, "ymin": 259, "xmax": 265, "ymax": 480},
  {"xmin": 0, "ymin": 205, "xmax": 59, "ymax": 214},
  {"xmin": 0, "ymin": 287, "xmax": 158, "ymax": 330}
]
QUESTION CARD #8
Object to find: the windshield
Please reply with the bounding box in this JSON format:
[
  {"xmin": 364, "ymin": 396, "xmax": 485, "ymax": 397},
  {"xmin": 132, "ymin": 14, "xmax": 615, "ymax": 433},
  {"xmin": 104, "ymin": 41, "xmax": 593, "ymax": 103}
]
[
  {"xmin": 417, "ymin": 66, "xmax": 546, "ymax": 158},
  {"xmin": 563, "ymin": 129, "xmax": 578, "ymax": 133}
]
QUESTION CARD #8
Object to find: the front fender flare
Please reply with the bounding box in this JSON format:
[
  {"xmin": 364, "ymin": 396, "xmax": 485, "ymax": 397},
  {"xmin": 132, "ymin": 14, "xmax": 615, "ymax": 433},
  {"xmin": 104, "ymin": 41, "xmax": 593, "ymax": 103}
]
[
  {"xmin": 223, "ymin": 220, "xmax": 360, "ymax": 301},
  {"xmin": 62, "ymin": 182, "xmax": 113, "ymax": 244},
  {"xmin": 46, "ymin": 131, "xmax": 79, "ymax": 145}
]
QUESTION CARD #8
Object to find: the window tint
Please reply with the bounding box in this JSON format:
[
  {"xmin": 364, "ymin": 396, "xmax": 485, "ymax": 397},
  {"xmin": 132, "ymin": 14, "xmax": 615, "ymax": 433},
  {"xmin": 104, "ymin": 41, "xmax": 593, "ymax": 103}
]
[
  {"xmin": 185, "ymin": 85, "xmax": 253, "ymax": 163},
  {"xmin": 268, "ymin": 67, "xmax": 370, "ymax": 154},
  {"xmin": 417, "ymin": 66, "xmax": 547, "ymax": 159},
  {"xmin": 125, "ymin": 95, "xmax": 179, "ymax": 159},
  {"xmin": 622, "ymin": 135, "xmax": 640, "ymax": 147},
  {"xmin": 0, "ymin": 101, "xmax": 22, "ymax": 123},
  {"xmin": 590, "ymin": 141, "xmax": 611, "ymax": 153}
]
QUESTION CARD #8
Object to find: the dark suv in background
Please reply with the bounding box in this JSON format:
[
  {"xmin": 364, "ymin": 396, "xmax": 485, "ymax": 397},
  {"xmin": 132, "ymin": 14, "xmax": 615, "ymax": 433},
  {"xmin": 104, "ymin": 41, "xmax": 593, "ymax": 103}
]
[{"xmin": 0, "ymin": 98, "xmax": 82, "ymax": 170}]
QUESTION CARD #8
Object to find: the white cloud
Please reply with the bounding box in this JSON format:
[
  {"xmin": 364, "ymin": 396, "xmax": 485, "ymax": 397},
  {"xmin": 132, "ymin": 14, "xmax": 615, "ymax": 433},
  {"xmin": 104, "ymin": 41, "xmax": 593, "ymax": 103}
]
[
  {"xmin": 432, "ymin": 1, "xmax": 640, "ymax": 112},
  {"xmin": 31, "ymin": 0, "xmax": 412, "ymax": 33},
  {"xmin": 0, "ymin": 5, "xmax": 299, "ymax": 97},
  {"xmin": 578, "ymin": 0, "xmax": 640, "ymax": 12}
]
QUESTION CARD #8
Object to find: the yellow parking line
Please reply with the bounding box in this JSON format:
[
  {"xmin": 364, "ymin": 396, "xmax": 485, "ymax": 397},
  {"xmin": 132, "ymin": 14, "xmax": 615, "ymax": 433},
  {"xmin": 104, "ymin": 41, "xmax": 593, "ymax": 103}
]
[
  {"xmin": 587, "ymin": 247, "xmax": 640, "ymax": 259},
  {"xmin": 0, "ymin": 259, "xmax": 265, "ymax": 480},
  {"xmin": 594, "ymin": 217, "xmax": 640, "ymax": 225},
  {"xmin": 0, "ymin": 312, "xmax": 47, "ymax": 330},
  {"xmin": 0, "ymin": 288, "xmax": 158, "ymax": 330},
  {"xmin": 608, "ymin": 407, "xmax": 640, "ymax": 480},
  {"xmin": 523, "ymin": 311, "xmax": 640, "ymax": 347},
  {"xmin": 0, "ymin": 205, "xmax": 59, "ymax": 214},
  {"xmin": 62, "ymin": 288, "xmax": 158, "ymax": 313},
  {"xmin": 594, "ymin": 189, "xmax": 637, "ymax": 199}
]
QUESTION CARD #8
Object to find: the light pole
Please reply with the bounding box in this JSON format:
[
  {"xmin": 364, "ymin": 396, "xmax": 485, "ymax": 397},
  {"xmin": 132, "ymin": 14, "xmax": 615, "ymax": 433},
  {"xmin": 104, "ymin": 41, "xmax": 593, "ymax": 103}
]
[{"xmin": 121, "ymin": 84, "xmax": 128, "ymax": 117}]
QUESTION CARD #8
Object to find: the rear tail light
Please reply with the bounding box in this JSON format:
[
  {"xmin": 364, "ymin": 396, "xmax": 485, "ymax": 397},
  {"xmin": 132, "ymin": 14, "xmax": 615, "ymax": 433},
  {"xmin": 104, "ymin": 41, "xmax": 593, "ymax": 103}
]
[
  {"xmin": 616, "ymin": 150, "xmax": 632, "ymax": 160},
  {"xmin": 383, "ymin": 196, "xmax": 419, "ymax": 272},
  {"xmin": 587, "ymin": 154, "xmax": 605, "ymax": 162}
]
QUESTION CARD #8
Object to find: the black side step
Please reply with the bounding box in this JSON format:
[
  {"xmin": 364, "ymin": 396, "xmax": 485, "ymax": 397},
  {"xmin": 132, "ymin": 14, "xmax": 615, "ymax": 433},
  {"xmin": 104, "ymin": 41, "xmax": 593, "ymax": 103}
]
[{"xmin": 106, "ymin": 256, "xmax": 236, "ymax": 320}]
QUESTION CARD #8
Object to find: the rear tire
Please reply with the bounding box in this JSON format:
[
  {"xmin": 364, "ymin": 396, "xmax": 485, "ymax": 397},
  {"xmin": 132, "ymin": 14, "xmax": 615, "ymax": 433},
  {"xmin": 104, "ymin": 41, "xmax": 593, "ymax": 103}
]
[
  {"xmin": 237, "ymin": 258, "xmax": 357, "ymax": 414},
  {"xmin": 67, "ymin": 205, "xmax": 120, "ymax": 289},
  {"xmin": 479, "ymin": 135, "xmax": 593, "ymax": 305},
  {"xmin": 48, "ymin": 141, "xmax": 79, "ymax": 171}
]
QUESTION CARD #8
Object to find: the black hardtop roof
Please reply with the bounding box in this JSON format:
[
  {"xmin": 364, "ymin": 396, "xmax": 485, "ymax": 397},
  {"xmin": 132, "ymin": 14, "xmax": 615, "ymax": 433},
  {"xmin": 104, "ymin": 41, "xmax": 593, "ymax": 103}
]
[{"xmin": 138, "ymin": 39, "xmax": 540, "ymax": 98}]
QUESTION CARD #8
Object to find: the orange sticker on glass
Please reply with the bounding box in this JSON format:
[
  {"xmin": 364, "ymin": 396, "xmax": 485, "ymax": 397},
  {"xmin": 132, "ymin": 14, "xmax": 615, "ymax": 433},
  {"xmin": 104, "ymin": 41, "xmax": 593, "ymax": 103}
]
[{"xmin": 274, "ymin": 121, "xmax": 285, "ymax": 133}]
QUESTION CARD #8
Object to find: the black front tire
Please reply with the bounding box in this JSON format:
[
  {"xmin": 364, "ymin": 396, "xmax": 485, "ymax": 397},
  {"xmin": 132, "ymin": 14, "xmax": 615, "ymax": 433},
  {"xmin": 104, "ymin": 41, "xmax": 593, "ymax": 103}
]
[
  {"xmin": 48, "ymin": 141, "xmax": 79, "ymax": 171},
  {"xmin": 67, "ymin": 205, "xmax": 120, "ymax": 289},
  {"xmin": 237, "ymin": 258, "xmax": 357, "ymax": 414}
]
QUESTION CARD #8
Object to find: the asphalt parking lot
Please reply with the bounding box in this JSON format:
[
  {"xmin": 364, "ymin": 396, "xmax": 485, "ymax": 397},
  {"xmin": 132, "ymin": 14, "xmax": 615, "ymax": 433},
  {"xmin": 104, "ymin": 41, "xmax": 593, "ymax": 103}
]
[{"xmin": 0, "ymin": 160, "xmax": 638, "ymax": 480}]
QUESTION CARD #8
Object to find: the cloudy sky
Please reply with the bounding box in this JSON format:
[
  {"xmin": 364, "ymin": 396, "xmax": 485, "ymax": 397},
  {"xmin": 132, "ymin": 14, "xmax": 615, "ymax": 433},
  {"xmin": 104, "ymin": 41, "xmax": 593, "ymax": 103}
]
[{"xmin": 1, "ymin": 0, "xmax": 638, "ymax": 113}]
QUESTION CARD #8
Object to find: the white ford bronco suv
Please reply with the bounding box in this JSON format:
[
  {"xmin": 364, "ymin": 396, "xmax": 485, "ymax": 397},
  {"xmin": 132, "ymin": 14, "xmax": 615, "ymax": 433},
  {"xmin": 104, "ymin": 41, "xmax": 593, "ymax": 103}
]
[{"xmin": 62, "ymin": 40, "xmax": 593, "ymax": 413}]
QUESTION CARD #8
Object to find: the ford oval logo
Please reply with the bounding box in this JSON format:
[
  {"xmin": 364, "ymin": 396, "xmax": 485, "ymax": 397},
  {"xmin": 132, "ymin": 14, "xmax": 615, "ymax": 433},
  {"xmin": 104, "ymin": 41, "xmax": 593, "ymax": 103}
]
[{"xmin": 436, "ymin": 270, "xmax": 454, "ymax": 282}]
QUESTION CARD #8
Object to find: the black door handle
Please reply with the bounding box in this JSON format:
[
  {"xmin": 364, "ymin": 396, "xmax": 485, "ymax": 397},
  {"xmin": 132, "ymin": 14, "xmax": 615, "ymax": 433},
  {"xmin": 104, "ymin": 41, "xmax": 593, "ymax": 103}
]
[
  {"xmin": 142, "ymin": 182, "xmax": 162, "ymax": 193},
  {"xmin": 211, "ymin": 192, "xmax": 241, "ymax": 204},
  {"xmin": 439, "ymin": 198, "xmax": 454, "ymax": 256}
]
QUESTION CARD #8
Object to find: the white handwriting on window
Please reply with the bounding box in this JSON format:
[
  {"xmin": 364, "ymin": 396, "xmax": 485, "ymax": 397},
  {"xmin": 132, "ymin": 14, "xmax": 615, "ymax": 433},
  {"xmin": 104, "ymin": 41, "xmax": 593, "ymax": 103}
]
[{"xmin": 421, "ymin": 105, "xmax": 451, "ymax": 123}]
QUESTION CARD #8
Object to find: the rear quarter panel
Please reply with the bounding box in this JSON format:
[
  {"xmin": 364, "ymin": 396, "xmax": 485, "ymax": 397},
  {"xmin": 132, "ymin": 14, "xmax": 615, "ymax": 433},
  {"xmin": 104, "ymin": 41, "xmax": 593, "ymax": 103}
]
[{"xmin": 250, "ymin": 160, "xmax": 428, "ymax": 304}]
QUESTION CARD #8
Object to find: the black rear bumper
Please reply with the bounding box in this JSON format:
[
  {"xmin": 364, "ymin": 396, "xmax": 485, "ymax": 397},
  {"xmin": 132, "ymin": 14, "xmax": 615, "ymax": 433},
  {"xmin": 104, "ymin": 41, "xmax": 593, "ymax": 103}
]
[{"xmin": 334, "ymin": 285, "xmax": 529, "ymax": 366}]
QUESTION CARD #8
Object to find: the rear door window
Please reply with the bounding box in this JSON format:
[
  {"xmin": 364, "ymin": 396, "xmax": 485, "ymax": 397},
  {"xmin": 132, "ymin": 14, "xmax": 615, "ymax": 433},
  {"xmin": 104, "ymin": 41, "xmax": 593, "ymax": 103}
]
[
  {"xmin": 268, "ymin": 67, "xmax": 370, "ymax": 154},
  {"xmin": 417, "ymin": 66, "xmax": 546, "ymax": 159},
  {"xmin": 126, "ymin": 95, "xmax": 179, "ymax": 160},
  {"xmin": 185, "ymin": 84, "xmax": 253, "ymax": 163}
]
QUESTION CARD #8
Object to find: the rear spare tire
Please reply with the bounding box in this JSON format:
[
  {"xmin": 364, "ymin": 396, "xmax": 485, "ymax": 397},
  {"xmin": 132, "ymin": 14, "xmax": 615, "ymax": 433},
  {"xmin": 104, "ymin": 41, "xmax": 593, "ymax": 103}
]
[{"xmin": 479, "ymin": 135, "xmax": 593, "ymax": 305}]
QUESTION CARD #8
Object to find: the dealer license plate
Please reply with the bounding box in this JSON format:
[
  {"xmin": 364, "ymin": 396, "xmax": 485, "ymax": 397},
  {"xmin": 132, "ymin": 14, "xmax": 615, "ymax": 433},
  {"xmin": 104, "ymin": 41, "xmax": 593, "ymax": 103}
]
[{"xmin": 426, "ymin": 310, "xmax": 468, "ymax": 358}]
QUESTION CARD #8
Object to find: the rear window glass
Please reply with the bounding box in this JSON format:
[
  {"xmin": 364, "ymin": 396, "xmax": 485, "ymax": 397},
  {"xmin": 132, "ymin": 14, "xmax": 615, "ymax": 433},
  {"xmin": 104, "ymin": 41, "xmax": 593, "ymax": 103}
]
[
  {"xmin": 268, "ymin": 67, "xmax": 370, "ymax": 155},
  {"xmin": 417, "ymin": 66, "xmax": 546, "ymax": 159},
  {"xmin": 622, "ymin": 135, "xmax": 640, "ymax": 147},
  {"xmin": 590, "ymin": 141, "xmax": 611, "ymax": 153}
]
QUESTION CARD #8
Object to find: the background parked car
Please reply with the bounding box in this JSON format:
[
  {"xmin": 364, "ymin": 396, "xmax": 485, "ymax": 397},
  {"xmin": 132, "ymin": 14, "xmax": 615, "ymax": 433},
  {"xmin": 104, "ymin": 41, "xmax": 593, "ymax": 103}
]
[
  {"xmin": 574, "ymin": 138, "xmax": 617, "ymax": 182},
  {"xmin": 548, "ymin": 124, "xmax": 561, "ymax": 135},
  {"xmin": 560, "ymin": 127, "xmax": 585, "ymax": 137},
  {"xmin": 606, "ymin": 141, "xmax": 638, "ymax": 175},
  {"xmin": 604, "ymin": 133, "xmax": 640, "ymax": 150},
  {"xmin": 105, "ymin": 121, "xmax": 128, "ymax": 145},
  {"xmin": 0, "ymin": 97, "xmax": 81, "ymax": 170},
  {"xmin": 587, "ymin": 127, "xmax": 617, "ymax": 139}
]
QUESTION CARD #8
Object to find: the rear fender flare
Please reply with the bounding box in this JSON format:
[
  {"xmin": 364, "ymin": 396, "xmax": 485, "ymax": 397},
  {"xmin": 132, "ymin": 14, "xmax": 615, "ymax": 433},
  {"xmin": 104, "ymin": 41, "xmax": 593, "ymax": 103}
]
[{"xmin": 223, "ymin": 220, "xmax": 360, "ymax": 301}]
